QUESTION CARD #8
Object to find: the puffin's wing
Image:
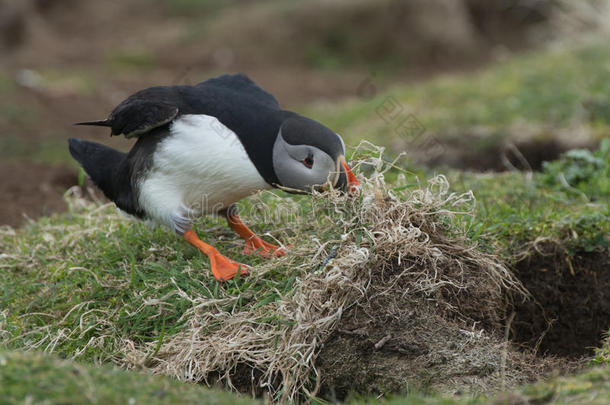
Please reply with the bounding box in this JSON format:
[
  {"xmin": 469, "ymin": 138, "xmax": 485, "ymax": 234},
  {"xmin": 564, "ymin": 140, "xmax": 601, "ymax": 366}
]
[
  {"xmin": 76, "ymin": 99, "xmax": 179, "ymax": 138},
  {"xmin": 201, "ymin": 73, "xmax": 280, "ymax": 110},
  {"xmin": 110, "ymin": 99, "xmax": 179, "ymax": 138},
  {"xmin": 76, "ymin": 74, "xmax": 277, "ymax": 138}
]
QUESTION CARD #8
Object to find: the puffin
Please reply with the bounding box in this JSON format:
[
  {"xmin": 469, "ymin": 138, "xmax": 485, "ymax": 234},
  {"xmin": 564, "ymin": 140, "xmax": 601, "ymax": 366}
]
[{"xmin": 69, "ymin": 73, "xmax": 359, "ymax": 282}]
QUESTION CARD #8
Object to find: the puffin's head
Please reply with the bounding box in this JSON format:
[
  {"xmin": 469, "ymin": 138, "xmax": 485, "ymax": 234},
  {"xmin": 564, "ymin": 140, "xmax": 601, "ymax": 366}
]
[{"xmin": 272, "ymin": 115, "xmax": 359, "ymax": 193}]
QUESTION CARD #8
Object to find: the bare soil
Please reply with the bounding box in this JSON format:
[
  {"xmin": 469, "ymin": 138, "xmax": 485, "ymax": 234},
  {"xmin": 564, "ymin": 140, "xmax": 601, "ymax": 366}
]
[
  {"xmin": 0, "ymin": 159, "xmax": 76, "ymax": 227},
  {"xmin": 511, "ymin": 248, "xmax": 610, "ymax": 357},
  {"xmin": 317, "ymin": 308, "xmax": 561, "ymax": 400}
]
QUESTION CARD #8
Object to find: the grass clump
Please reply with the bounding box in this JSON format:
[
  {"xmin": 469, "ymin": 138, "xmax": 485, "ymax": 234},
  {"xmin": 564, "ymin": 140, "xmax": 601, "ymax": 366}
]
[
  {"xmin": 541, "ymin": 139, "xmax": 610, "ymax": 200},
  {"xmin": 591, "ymin": 332, "xmax": 610, "ymax": 367}
]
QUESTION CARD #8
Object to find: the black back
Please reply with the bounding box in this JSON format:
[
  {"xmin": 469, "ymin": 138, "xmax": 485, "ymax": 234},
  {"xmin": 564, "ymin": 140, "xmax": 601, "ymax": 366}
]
[{"xmin": 84, "ymin": 74, "xmax": 290, "ymax": 185}]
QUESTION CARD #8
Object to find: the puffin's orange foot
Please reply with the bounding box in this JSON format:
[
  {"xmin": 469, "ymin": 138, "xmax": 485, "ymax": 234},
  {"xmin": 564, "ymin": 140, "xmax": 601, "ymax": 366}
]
[
  {"xmin": 208, "ymin": 253, "xmax": 249, "ymax": 282},
  {"xmin": 243, "ymin": 236, "xmax": 286, "ymax": 258}
]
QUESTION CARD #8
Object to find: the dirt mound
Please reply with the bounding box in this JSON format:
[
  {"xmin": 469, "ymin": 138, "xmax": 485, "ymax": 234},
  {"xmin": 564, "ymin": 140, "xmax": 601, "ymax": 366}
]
[{"xmin": 318, "ymin": 309, "xmax": 552, "ymax": 400}]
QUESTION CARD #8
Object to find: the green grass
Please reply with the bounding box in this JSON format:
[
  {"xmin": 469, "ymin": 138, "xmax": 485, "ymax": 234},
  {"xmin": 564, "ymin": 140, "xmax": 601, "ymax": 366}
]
[
  {"xmin": 1, "ymin": 109, "xmax": 609, "ymax": 404},
  {"xmin": 446, "ymin": 140, "xmax": 610, "ymax": 259},
  {"xmin": 0, "ymin": 71, "xmax": 16, "ymax": 94},
  {"xmin": 348, "ymin": 368, "xmax": 610, "ymax": 404},
  {"xmin": 147, "ymin": 0, "xmax": 242, "ymax": 16},
  {"xmin": 7, "ymin": 39, "xmax": 610, "ymax": 167},
  {"xmin": 298, "ymin": 39, "xmax": 610, "ymax": 263},
  {"xmin": 0, "ymin": 350, "xmax": 259, "ymax": 405},
  {"xmin": 591, "ymin": 332, "xmax": 610, "ymax": 367},
  {"xmin": 0, "ymin": 133, "xmax": 73, "ymax": 164},
  {"xmin": 107, "ymin": 49, "xmax": 156, "ymax": 72},
  {"xmin": 0, "ymin": 189, "xmax": 341, "ymax": 362},
  {"xmin": 0, "ymin": 103, "xmax": 37, "ymax": 131},
  {"xmin": 0, "ymin": 143, "xmax": 608, "ymax": 401},
  {"xmin": 36, "ymin": 69, "xmax": 99, "ymax": 96},
  {"xmin": 515, "ymin": 367, "xmax": 610, "ymax": 405}
]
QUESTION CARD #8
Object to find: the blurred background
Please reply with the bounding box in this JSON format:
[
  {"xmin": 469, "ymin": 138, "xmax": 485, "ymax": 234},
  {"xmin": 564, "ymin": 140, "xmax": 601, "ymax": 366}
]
[{"xmin": 0, "ymin": 0, "xmax": 608, "ymax": 227}]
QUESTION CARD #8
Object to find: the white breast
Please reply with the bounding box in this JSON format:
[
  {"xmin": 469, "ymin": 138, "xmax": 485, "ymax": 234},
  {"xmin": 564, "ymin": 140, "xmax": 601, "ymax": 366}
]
[{"xmin": 138, "ymin": 114, "xmax": 271, "ymax": 232}]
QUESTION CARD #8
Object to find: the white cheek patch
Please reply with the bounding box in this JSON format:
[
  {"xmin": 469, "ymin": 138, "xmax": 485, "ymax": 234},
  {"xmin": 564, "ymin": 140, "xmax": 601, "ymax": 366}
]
[{"xmin": 273, "ymin": 134, "xmax": 335, "ymax": 190}]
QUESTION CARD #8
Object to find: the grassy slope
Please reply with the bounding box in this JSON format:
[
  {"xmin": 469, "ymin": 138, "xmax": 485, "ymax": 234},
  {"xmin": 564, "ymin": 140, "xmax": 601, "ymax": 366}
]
[
  {"xmin": 0, "ymin": 350, "xmax": 258, "ymax": 405},
  {"xmin": 1, "ymin": 144, "xmax": 605, "ymax": 362},
  {"xmin": 351, "ymin": 367, "xmax": 610, "ymax": 404},
  {"xmin": 304, "ymin": 41, "xmax": 610, "ymax": 149},
  {"xmin": 0, "ymin": 192, "xmax": 320, "ymax": 361},
  {"xmin": 1, "ymin": 350, "xmax": 608, "ymax": 405},
  {"xmin": 0, "ymin": 145, "xmax": 606, "ymax": 402},
  {"xmin": 1, "ymin": 42, "xmax": 610, "ymax": 402}
]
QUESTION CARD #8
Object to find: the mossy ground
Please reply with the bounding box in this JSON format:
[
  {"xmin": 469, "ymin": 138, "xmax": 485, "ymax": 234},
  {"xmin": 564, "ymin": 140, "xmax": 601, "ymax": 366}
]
[{"xmin": 0, "ymin": 350, "xmax": 259, "ymax": 405}]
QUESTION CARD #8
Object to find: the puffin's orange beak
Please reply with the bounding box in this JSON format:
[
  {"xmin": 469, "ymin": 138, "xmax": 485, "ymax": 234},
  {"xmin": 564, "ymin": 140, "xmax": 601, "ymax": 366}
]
[{"xmin": 341, "ymin": 161, "xmax": 360, "ymax": 194}]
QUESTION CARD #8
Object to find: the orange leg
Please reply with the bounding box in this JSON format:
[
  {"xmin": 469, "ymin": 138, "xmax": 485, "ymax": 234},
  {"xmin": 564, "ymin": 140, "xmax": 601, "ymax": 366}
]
[
  {"xmin": 184, "ymin": 230, "xmax": 248, "ymax": 282},
  {"xmin": 224, "ymin": 209, "xmax": 285, "ymax": 258}
]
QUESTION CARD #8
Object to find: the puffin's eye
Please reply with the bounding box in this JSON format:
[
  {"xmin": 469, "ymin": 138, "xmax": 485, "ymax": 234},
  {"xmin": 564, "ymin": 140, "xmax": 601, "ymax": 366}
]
[{"xmin": 302, "ymin": 153, "xmax": 314, "ymax": 169}]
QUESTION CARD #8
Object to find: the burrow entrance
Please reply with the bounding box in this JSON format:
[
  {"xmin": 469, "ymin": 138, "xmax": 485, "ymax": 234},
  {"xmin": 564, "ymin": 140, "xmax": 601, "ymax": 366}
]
[
  {"xmin": 314, "ymin": 249, "xmax": 609, "ymax": 401},
  {"xmin": 416, "ymin": 137, "xmax": 595, "ymax": 172},
  {"xmin": 510, "ymin": 248, "xmax": 610, "ymax": 357}
]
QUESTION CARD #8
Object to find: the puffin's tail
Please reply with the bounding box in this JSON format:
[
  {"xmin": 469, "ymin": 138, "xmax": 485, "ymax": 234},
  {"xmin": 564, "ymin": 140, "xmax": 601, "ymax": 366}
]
[{"xmin": 68, "ymin": 138, "xmax": 126, "ymax": 201}]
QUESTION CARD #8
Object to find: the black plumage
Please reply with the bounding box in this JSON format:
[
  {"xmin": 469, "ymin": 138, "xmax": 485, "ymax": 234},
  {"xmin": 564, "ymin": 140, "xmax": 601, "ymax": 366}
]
[
  {"xmin": 76, "ymin": 100, "xmax": 178, "ymax": 138},
  {"xmin": 68, "ymin": 138, "xmax": 138, "ymax": 215},
  {"xmin": 74, "ymin": 73, "xmax": 289, "ymax": 186},
  {"xmin": 69, "ymin": 128, "xmax": 168, "ymax": 218}
]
